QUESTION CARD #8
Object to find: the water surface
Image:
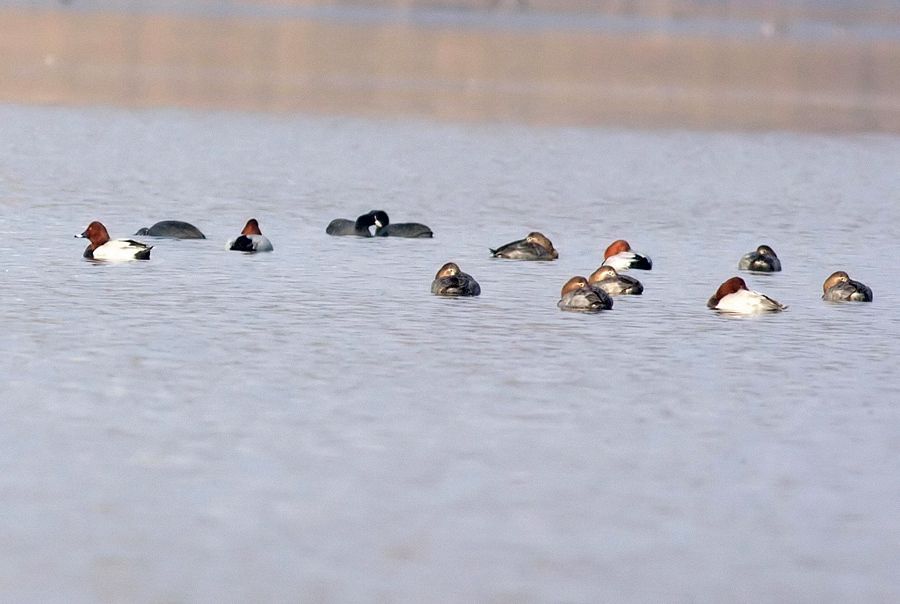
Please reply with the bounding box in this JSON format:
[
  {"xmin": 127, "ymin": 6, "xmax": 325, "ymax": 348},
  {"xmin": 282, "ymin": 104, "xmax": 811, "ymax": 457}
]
[{"xmin": 1, "ymin": 104, "xmax": 898, "ymax": 600}]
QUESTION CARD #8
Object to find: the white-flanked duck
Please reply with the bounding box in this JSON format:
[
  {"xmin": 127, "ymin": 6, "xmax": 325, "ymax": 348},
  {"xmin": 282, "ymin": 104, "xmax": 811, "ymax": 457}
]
[
  {"xmin": 77, "ymin": 221, "xmax": 152, "ymax": 261},
  {"xmin": 227, "ymin": 218, "xmax": 273, "ymax": 252},
  {"xmin": 601, "ymin": 239, "xmax": 652, "ymax": 270},
  {"xmin": 707, "ymin": 276, "xmax": 785, "ymax": 314}
]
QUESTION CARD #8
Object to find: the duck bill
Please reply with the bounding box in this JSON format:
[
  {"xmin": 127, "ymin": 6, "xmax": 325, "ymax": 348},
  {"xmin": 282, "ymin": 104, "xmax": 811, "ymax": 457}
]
[{"xmin": 75, "ymin": 231, "xmax": 87, "ymax": 238}]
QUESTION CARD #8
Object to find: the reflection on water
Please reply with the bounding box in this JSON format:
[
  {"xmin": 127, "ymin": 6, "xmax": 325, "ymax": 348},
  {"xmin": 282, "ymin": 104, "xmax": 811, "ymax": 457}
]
[
  {"xmin": 1, "ymin": 105, "xmax": 898, "ymax": 600},
  {"xmin": 0, "ymin": 0, "xmax": 899, "ymax": 130}
]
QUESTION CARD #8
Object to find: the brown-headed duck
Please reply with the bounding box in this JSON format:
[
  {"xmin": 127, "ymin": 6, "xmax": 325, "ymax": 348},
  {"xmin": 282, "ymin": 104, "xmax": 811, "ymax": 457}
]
[
  {"xmin": 431, "ymin": 262, "xmax": 481, "ymax": 297},
  {"xmin": 558, "ymin": 276, "xmax": 613, "ymax": 312},
  {"xmin": 491, "ymin": 232, "xmax": 558, "ymax": 261},
  {"xmin": 228, "ymin": 218, "xmax": 273, "ymax": 252},
  {"xmin": 601, "ymin": 239, "xmax": 652, "ymax": 270},
  {"xmin": 707, "ymin": 276, "xmax": 785, "ymax": 313},
  {"xmin": 77, "ymin": 221, "xmax": 152, "ymax": 261},
  {"xmin": 822, "ymin": 271, "xmax": 872, "ymax": 302},
  {"xmin": 588, "ymin": 265, "xmax": 644, "ymax": 296}
]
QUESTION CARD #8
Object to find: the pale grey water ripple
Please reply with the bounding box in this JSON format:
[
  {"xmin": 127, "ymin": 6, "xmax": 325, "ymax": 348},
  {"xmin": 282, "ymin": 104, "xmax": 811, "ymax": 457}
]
[{"xmin": 1, "ymin": 103, "xmax": 899, "ymax": 601}]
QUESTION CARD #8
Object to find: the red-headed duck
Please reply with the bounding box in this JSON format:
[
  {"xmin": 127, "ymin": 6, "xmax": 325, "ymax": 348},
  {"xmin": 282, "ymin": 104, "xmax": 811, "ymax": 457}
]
[
  {"xmin": 491, "ymin": 232, "xmax": 558, "ymax": 261},
  {"xmin": 707, "ymin": 276, "xmax": 785, "ymax": 313},
  {"xmin": 431, "ymin": 262, "xmax": 481, "ymax": 297},
  {"xmin": 558, "ymin": 276, "xmax": 612, "ymax": 312},
  {"xmin": 76, "ymin": 221, "xmax": 152, "ymax": 261},
  {"xmin": 738, "ymin": 244, "xmax": 782, "ymax": 272},
  {"xmin": 601, "ymin": 239, "xmax": 652, "ymax": 270},
  {"xmin": 588, "ymin": 265, "xmax": 644, "ymax": 296},
  {"xmin": 228, "ymin": 218, "xmax": 273, "ymax": 252},
  {"xmin": 370, "ymin": 210, "xmax": 433, "ymax": 238},
  {"xmin": 822, "ymin": 271, "xmax": 872, "ymax": 302}
]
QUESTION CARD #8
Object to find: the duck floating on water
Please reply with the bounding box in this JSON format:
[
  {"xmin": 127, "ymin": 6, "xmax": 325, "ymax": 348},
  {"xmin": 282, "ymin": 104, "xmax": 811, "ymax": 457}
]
[
  {"xmin": 601, "ymin": 239, "xmax": 652, "ymax": 271},
  {"xmin": 738, "ymin": 244, "xmax": 781, "ymax": 272},
  {"xmin": 77, "ymin": 221, "xmax": 152, "ymax": 261},
  {"xmin": 431, "ymin": 262, "xmax": 481, "ymax": 297},
  {"xmin": 822, "ymin": 271, "xmax": 872, "ymax": 302},
  {"xmin": 558, "ymin": 276, "xmax": 612, "ymax": 312},
  {"xmin": 227, "ymin": 218, "xmax": 273, "ymax": 252},
  {"xmin": 491, "ymin": 232, "xmax": 558, "ymax": 261},
  {"xmin": 588, "ymin": 265, "xmax": 643, "ymax": 296},
  {"xmin": 707, "ymin": 276, "xmax": 785, "ymax": 314}
]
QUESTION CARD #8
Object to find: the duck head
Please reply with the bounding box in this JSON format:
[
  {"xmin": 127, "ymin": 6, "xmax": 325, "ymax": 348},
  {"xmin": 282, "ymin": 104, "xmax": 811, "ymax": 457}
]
[
  {"xmin": 603, "ymin": 239, "xmax": 632, "ymax": 259},
  {"xmin": 823, "ymin": 270, "xmax": 850, "ymax": 294},
  {"xmin": 241, "ymin": 218, "xmax": 263, "ymax": 235},
  {"xmin": 76, "ymin": 221, "xmax": 111, "ymax": 247},
  {"xmin": 561, "ymin": 276, "xmax": 590, "ymax": 297},
  {"xmin": 708, "ymin": 276, "xmax": 748, "ymax": 307},
  {"xmin": 588, "ymin": 265, "xmax": 618, "ymax": 284},
  {"xmin": 435, "ymin": 262, "xmax": 461, "ymax": 279}
]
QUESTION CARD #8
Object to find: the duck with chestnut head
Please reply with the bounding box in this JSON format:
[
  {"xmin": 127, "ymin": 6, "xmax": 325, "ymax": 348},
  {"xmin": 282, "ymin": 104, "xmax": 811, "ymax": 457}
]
[
  {"xmin": 491, "ymin": 232, "xmax": 558, "ymax": 261},
  {"xmin": 822, "ymin": 271, "xmax": 872, "ymax": 302},
  {"xmin": 588, "ymin": 265, "xmax": 643, "ymax": 296},
  {"xmin": 228, "ymin": 218, "xmax": 273, "ymax": 252},
  {"xmin": 431, "ymin": 262, "xmax": 481, "ymax": 297},
  {"xmin": 558, "ymin": 276, "xmax": 612, "ymax": 312},
  {"xmin": 601, "ymin": 239, "xmax": 652, "ymax": 271},
  {"xmin": 77, "ymin": 221, "xmax": 152, "ymax": 261},
  {"xmin": 707, "ymin": 276, "xmax": 785, "ymax": 314}
]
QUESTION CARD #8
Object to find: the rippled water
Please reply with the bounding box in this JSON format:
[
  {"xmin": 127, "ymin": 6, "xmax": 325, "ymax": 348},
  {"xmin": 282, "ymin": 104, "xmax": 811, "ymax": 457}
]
[{"xmin": 1, "ymin": 104, "xmax": 899, "ymax": 601}]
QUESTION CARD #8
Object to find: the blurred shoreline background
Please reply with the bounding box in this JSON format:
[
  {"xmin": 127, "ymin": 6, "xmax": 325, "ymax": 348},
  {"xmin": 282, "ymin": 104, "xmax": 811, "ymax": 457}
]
[{"xmin": 1, "ymin": 0, "xmax": 899, "ymax": 131}]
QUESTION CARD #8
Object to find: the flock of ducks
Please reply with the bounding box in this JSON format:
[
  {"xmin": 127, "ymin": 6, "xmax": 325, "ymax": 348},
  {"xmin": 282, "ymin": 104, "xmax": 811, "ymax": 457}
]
[{"xmin": 76, "ymin": 213, "xmax": 874, "ymax": 314}]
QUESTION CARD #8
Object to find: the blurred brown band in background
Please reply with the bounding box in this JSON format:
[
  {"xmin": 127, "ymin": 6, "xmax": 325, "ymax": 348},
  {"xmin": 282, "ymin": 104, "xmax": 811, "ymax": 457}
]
[{"xmin": 1, "ymin": 5, "xmax": 898, "ymax": 132}]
